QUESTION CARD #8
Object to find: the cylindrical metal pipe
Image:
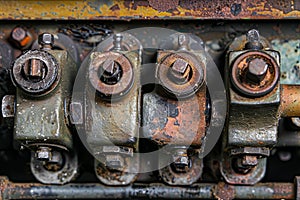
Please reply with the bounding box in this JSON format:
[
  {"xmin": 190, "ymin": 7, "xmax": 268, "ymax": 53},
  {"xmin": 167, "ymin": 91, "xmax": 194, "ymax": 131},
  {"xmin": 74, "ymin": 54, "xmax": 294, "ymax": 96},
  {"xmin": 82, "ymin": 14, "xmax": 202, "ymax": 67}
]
[
  {"xmin": 0, "ymin": 177, "xmax": 294, "ymax": 199},
  {"xmin": 280, "ymin": 85, "xmax": 300, "ymax": 117}
]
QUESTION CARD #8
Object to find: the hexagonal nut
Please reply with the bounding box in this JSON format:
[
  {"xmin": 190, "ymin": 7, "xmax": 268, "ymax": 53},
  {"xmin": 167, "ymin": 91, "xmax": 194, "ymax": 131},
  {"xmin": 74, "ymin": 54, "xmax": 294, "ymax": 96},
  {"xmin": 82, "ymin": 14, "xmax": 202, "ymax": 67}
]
[
  {"xmin": 173, "ymin": 155, "xmax": 189, "ymax": 166},
  {"xmin": 105, "ymin": 154, "xmax": 124, "ymax": 170},
  {"xmin": 38, "ymin": 33, "xmax": 54, "ymax": 46},
  {"xmin": 36, "ymin": 147, "xmax": 52, "ymax": 161},
  {"xmin": 11, "ymin": 27, "xmax": 33, "ymax": 49}
]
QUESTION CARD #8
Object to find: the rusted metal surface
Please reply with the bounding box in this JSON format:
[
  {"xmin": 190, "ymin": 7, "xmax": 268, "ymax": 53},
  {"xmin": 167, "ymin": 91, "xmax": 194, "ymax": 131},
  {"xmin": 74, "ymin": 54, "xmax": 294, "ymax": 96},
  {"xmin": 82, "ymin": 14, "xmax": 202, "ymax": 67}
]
[
  {"xmin": 156, "ymin": 51, "xmax": 205, "ymax": 98},
  {"xmin": 0, "ymin": 0, "xmax": 300, "ymax": 20},
  {"xmin": 11, "ymin": 50, "xmax": 59, "ymax": 95},
  {"xmin": 143, "ymin": 89, "xmax": 206, "ymax": 147},
  {"xmin": 85, "ymin": 50, "xmax": 140, "ymax": 148},
  {"xmin": 88, "ymin": 51, "xmax": 133, "ymax": 99},
  {"xmin": 272, "ymin": 39, "xmax": 300, "ymax": 85},
  {"xmin": 0, "ymin": 176, "xmax": 295, "ymax": 199},
  {"xmin": 220, "ymin": 152, "xmax": 267, "ymax": 185},
  {"xmin": 159, "ymin": 152, "xmax": 203, "ymax": 185},
  {"xmin": 227, "ymin": 76, "xmax": 280, "ymax": 147},
  {"xmin": 280, "ymin": 84, "xmax": 300, "ymax": 117},
  {"xmin": 231, "ymin": 51, "xmax": 279, "ymax": 97},
  {"xmin": 10, "ymin": 26, "xmax": 33, "ymax": 50},
  {"xmin": 30, "ymin": 150, "xmax": 78, "ymax": 184},
  {"xmin": 14, "ymin": 50, "xmax": 77, "ymax": 150},
  {"xmin": 95, "ymin": 153, "xmax": 139, "ymax": 185}
]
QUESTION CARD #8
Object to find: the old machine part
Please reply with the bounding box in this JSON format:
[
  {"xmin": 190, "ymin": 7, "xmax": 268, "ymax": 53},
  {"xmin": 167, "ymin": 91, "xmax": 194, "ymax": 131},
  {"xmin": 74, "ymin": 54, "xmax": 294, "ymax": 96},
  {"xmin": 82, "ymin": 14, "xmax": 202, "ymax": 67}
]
[
  {"xmin": 0, "ymin": 0, "xmax": 300, "ymax": 200},
  {"xmin": 5, "ymin": 33, "xmax": 78, "ymax": 184}
]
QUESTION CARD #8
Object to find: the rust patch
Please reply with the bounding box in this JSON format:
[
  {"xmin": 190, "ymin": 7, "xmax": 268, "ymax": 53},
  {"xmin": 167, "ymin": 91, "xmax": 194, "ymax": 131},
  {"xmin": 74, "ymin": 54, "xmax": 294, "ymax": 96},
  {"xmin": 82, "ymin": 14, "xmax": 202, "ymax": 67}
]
[
  {"xmin": 280, "ymin": 85, "xmax": 300, "ymax": 117},
  {"xmin": 214, "ymin": 182, "xmax": 235, "ymax": 200},
  {"xmin": 267, "ymin": 0, "xmax": 293, "ymax": 14},
  {"xmin": 148, "ymin": 0, "xmax": 179, "ymax": 12},
  {"xmin": 0, "ymin": 0, "xmax": 300, "ymax": 19},
  {"xmin": 124, "ymin": 0, "xmax": 149, "ymax": 10},
  {"xmin": 144, "ymin": 86, "xmax": 206, "ymax": 147}
]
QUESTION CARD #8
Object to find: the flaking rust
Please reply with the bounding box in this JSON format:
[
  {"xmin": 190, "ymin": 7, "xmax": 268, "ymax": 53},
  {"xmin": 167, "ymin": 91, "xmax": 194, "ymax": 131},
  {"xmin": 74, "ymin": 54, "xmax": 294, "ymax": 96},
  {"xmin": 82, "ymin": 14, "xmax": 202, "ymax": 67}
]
[{"xmin": 0, "ymin": 0, "xmax": 299, "ymax": 20}]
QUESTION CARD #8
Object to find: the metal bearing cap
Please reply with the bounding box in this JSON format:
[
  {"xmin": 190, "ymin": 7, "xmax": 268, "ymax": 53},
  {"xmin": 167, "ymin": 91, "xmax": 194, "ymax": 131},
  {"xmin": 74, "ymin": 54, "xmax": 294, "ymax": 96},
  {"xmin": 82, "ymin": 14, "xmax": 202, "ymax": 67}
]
[
  {"xmin": 11, "ymin": 50, "xmax": 59, "ymax": 95},
  {"xmin": 231, "ymin": 51, "xmax": 279, "ymax": 97},
  {"xmin": 156, "ymin": 52, "xmax": 205, "ymax": 98},
  {"xmin": 89, "ymin": 51, "xmax": 134, "ymax": 99}
]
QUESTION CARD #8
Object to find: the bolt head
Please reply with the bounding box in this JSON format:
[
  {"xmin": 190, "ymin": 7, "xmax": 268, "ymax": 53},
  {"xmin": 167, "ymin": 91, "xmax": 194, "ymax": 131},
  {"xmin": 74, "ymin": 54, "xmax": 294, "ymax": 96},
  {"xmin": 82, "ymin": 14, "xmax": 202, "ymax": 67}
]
[
  {"xmin": 105, "ymin": 154, "xmax": 124, "ymax": 170},
  {"xmin": 178, "ymin": 34, "xmax": 189, "ymax": 50},
  {"xmin": 172, "ymin": 59, "xmax": 189, "ymax": 74},
  {"xmin": 12, "ymin": 27, "xmax": 26, "ymax": 42},
  {"xmin": 36, "ymin": 147, "xmax": 52, "ymax": 161},
  {"xmin": 241, "ymin": 155, "xmax": 258, "ymax": 167},
  {"xmin": 11, "ymin": 27, "xmax": 33, "ymax": 49},
  {"xmin": 247, "ymin": 58, "xmax": 268, "ymax": 83},
  {"xmin": 246, "ymin": 29, "xmax": 260, "ymax": 43},
  {"xmin": 169, "ymin": 58, "xmax": 191, "ymax": 84},
  {"xmin": 38, "ymin": 33, "xmax": 54, "ymax": 46},
  {"xmin": 248, "ymin": 58, "xmax": 268, "ymax": 76},
  {"xmin": 173, "ymin": 156, "xmax": 189, "ymax": 166}
]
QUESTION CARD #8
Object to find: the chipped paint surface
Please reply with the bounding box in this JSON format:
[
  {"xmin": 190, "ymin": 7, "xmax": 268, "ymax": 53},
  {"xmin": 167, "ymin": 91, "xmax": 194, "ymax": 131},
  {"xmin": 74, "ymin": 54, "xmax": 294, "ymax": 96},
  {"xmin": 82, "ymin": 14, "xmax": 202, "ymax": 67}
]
[{"xmin": 0, "ymin": 0, "xmax": 299, "ymax": 20}]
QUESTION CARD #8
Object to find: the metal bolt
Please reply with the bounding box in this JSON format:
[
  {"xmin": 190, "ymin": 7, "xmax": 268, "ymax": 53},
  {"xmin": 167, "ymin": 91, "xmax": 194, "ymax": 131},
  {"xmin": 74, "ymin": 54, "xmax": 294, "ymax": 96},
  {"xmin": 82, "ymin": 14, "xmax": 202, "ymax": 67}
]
[
  {"xmin": 43, "ymin": 151, "xmax": 64, "ymax": 172},
  {"xmin": 235, "ymin": 155, "xmax": 258, "ymax": 174},
  {"xmin": 12, "ymin": 27, "xmax": 26, "ymax": 42},
  {"xmin": 113, "ymin": 34, "xmax": 122, "ymax": 51},
  {"xmin": 1, "ymin": 95, "xmax": 15, "ymax": 118},
  {"xmin": 245, "ymin": 29, "xmax": 263, "ymax": 50},
  {"xmin": 99, "ymin": 59, "xmax": 122, "ymax": 85},
  {"xmin": 23, "ymin": 59, "xmax": 45, "ymax": 82},
  {"xmin": 36, "ymin": 147, "xmax": 52, "ymax": 161},
  {"xmin": 38, "ymin": 33, "xmax": 54, "ymax": 50},
  {"xmin": 246, "ymin": 58, "xmax": 268, "ymax": 83},
  {"xmin": 172, "ymin": 149, "xmax": 190, "ymax": 172},
  {"xmin": 241, "ymin": 155, "xmax": 258, "ymax": 167},
  {"xmin": 178, "ymin": 34, "xmax": 189, "ymax": 50},
  {"xmin": 105, "ymin": 154, "xmax": 124, "ymax": 170},
  {"xmin": 11, "ymin": 26, "xmax": 33, "ymax": 49},
  {"xmin": 169, "ymin": 58, "xmax": 191, "ymax": 84}
]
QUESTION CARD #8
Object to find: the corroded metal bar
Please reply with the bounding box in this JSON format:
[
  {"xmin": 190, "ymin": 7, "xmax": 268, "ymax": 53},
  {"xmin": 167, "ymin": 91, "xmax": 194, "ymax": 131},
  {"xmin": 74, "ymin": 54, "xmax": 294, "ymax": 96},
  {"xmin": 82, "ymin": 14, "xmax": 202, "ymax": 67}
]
[
  {"xmin": 0, "ymin": 177, "xmax": 295, "ymax": 199},
  {"xmin": 0, "ymin": 0, "xmax": 299, "ymax": 20},
  {"xmin": 280, "ymin": 85, "xmax": 300, "ymax": 117}
]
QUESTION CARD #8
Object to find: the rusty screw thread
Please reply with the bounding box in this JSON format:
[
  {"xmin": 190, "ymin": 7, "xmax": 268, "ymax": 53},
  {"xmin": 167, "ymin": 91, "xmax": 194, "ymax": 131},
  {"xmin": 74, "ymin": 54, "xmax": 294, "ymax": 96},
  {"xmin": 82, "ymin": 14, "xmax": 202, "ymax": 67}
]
[
  {"xmin": 99, "ymin": 59, "xmax": 122, "ymax": 85},
  {"xmin": 246, "ymin": 58, "xmax": 268, "ymax": 83}
]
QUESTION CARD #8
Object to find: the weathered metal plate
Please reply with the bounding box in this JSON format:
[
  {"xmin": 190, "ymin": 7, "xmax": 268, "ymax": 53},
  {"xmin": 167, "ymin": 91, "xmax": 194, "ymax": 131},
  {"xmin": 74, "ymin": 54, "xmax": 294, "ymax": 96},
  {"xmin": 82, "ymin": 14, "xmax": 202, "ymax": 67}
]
[{"xmin": 0, "ymin": 0, "xmax": 299, "ymax": 20}]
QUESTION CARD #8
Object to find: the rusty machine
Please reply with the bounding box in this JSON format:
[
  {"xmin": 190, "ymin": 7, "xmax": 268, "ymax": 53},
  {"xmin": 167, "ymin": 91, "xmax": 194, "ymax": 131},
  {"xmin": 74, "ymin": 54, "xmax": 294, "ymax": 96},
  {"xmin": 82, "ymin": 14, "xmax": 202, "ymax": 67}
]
[{"xmin": 0, "ymin": 1, "xmax": 300, "ymax": 199}]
